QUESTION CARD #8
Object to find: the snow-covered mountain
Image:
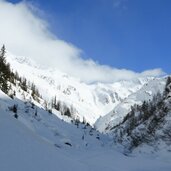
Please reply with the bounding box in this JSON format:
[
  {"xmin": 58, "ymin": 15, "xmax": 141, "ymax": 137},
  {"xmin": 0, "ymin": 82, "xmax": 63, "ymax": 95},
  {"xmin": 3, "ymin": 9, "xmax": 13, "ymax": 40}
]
[
  {"xmin": 112, "ymin": 76, "xmax": 171, "ymax": 154},
  {"xmin": 5, "ymin": 51, "xmax": 170, "ymax": 138},
  {"xmin": 1, "ymin": 50, "xmax": 171, "ymax": 170},
  {"xmin": 6, "ymin": 52, "xmax": 153, "ymax": 126},
  {"xmin": 95, "ymin": 77, "xmax": 167, "ymax": 132},
  {"xmin": 6, "ymin": 52, "xmax": 168, "ymax": 135}
]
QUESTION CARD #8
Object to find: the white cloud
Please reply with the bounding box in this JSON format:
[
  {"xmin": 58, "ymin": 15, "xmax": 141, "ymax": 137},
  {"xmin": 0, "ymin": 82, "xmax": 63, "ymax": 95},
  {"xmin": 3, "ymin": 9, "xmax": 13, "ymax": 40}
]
[{"xmin": 0, "ymin": 0, "xmax": 165, "ymax": 83}]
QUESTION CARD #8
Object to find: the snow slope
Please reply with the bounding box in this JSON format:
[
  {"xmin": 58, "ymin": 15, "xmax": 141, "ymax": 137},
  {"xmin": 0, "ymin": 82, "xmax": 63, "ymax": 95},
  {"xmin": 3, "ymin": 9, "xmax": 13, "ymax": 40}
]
[
  {"xmin": 0, "ymin": 91, "xmax": 88, "ymax": 171},
  {"xmin": 0, "ymin": 111, "xmax": 88, "ymax": 171},
  {"xmin": 95, "ymin": 77, "xmax": 167, "ymax": 132},
  {"xmin": 1, "ymin": 89, "xmax": 171, "ymax": 171}
]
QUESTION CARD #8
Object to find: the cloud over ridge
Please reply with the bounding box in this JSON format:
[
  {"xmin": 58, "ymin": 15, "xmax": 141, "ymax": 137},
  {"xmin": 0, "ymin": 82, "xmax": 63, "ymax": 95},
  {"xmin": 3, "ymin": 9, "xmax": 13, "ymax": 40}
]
[{"xmin": 0, "ymin": 0, "xmax": 165, "ymax": 83}]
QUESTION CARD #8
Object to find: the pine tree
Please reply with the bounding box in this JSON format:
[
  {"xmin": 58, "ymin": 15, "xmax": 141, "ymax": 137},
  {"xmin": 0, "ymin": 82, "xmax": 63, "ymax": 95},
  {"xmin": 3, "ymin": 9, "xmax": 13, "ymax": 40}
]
[
  {"xmin": 0, "ymin": 45, "xmax": 6, "ymax": 62},
  {"xmin": 20, "ymin": 77, "xmax": 27, "ymax": 91},
  {"xmin": 0, "ymin": 45, "xmax": 10, "ymax": 94},
  {"xmin": 164, "ymin": 76, "xmax": 171, "ymax": 98}
]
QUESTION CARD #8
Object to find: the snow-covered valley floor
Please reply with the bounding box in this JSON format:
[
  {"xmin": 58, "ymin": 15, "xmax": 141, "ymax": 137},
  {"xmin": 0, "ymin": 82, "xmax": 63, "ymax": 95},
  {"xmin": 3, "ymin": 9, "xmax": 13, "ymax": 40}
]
[{"xmin": 1, "ymin": 94, "xmax": 171, "ymax": 171}]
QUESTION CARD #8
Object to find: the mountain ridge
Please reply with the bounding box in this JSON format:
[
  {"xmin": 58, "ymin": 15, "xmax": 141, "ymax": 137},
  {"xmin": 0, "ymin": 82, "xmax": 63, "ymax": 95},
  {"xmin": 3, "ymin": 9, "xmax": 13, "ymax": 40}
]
[{"xmin": 6, "ymin": 51, "xmax": 158, "ymax": 127}]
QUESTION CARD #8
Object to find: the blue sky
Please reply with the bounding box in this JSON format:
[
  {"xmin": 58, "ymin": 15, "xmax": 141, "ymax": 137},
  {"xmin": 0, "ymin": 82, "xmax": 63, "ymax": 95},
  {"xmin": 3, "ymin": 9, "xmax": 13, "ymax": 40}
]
[{"xmin": 6, "ymin": 0, "xmax": 171, "ymax": 75}]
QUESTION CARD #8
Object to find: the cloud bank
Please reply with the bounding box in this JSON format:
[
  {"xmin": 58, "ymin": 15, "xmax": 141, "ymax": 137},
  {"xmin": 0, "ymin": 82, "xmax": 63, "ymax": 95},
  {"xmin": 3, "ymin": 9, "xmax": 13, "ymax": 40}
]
[{"xmin": 0, "ymin": 0, "xmax": 165, "ymax": 83}]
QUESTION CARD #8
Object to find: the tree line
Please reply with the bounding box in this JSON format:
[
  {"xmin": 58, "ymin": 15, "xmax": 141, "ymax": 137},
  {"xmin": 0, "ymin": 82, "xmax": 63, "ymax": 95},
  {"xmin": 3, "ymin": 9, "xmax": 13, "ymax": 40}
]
[
  {"xmin": 113, "ymin": 76, "xmax": 171, "ymax": 150},
  {"xmin": 0, "ymin": 45, "xmax": 41, "ymax": 101}
]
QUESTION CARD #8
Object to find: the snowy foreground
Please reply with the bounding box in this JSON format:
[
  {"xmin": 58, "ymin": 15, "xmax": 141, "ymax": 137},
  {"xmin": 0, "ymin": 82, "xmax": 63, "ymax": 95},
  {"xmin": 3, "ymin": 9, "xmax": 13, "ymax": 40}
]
[{"xmin": 1, "ymin": 91, "xmax": 171, "ymax": 171}]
